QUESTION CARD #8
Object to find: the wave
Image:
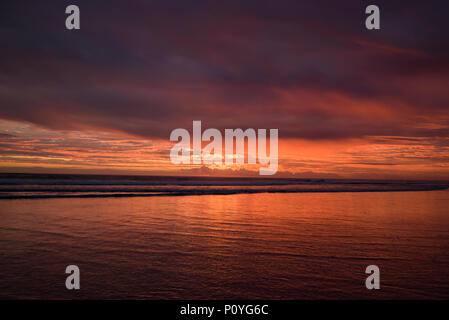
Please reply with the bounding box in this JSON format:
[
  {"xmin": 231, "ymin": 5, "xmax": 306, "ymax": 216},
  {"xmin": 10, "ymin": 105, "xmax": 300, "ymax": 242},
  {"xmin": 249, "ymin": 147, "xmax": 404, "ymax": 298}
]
[
  {"xmin": 0, "ymin": 173, "xmax": 447, "ymax": 199},
  {"xmin": 1, "ymin": 185, "xmax": 447, "ymax": 199}
]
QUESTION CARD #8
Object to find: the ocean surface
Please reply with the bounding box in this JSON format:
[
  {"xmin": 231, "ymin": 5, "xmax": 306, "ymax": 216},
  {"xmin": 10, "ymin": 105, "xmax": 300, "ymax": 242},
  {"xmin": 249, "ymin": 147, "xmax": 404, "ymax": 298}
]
[{"xmin": 0, "ymin": 173, "xmax": 448, "ymax": 299}]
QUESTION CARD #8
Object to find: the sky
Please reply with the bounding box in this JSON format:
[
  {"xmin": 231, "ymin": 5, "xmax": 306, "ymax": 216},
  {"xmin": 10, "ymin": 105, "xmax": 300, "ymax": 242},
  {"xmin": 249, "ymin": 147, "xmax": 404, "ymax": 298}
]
[{"xmin": 0, "ymin": 0, "xmax": 448, "ymax": 179}]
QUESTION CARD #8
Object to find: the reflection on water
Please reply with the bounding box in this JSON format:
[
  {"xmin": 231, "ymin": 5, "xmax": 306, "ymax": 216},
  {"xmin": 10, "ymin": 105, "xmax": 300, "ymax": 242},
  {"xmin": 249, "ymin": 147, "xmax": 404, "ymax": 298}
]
[{"xmin": 0, "ymin": 190, "xmax": 449, "ymax": 299}]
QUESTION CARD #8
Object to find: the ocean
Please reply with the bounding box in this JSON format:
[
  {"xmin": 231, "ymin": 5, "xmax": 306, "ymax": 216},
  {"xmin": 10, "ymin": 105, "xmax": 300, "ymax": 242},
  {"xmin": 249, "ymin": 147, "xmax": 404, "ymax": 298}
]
[{"xmin": 0, "ymin": 173, "xmax": 448, "ymax": 299}]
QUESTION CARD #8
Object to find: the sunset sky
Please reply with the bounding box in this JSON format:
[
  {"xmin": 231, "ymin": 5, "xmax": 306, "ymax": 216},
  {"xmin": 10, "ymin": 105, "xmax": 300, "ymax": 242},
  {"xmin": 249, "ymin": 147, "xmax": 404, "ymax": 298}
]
[{"xmin": 1, "ymin": 0, "xmax": 448, "ymax": 179}]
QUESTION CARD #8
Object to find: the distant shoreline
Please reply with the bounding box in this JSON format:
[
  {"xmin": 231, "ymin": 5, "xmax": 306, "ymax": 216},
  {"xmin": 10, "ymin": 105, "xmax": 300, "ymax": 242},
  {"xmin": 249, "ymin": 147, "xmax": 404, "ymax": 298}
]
[{"xmin": 1, "ymin": 172, "xmax": 448, "ymax": 184}]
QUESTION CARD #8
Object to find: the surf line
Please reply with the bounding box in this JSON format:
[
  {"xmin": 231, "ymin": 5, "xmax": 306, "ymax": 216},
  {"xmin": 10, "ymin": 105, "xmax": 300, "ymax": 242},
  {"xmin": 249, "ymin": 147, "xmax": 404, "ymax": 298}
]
[{"xmin": 170, "ymin": 120, "xmax": 278, "ymax": 175}]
